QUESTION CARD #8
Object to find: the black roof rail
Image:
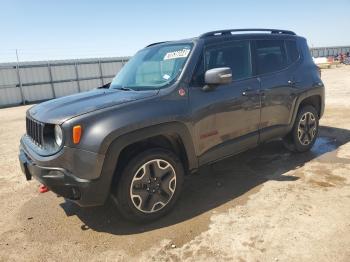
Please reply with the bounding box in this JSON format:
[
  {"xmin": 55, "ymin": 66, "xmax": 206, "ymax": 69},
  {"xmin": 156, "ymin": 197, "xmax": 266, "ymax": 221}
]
[
  {"xmin": 146, "ymin": 41, "xmax": 168, "ymax": 47},
  {"xmin": 199, "ymin": 28, "xmax": 296, "ymax": 38}
]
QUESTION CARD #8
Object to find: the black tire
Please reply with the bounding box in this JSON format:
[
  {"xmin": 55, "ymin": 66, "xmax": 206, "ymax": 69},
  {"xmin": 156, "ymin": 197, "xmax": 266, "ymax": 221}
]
[
  {"xmin": 283, "ymin": 105, "xmax": 319, "ymax": 152},
  {"xmin": 112, "ymin": 148, "xmax": 184, "ymax": 223}
]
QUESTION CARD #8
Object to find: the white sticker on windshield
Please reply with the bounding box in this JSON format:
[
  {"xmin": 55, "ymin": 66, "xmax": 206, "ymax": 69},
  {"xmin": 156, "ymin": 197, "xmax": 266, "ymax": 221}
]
[
  {"xmin": 164, "ymin": 49, "xmax": 190, "ymax": 60},
  {"xmin": 163, "ymin": 74, "xmax": 170, "ymax": 80}
]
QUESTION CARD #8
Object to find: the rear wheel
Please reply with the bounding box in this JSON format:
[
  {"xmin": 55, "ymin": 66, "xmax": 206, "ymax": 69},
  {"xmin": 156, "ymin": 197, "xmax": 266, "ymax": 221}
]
[
  {"xmin": 283, "ymin": 105, "xmax": 319, "ymax": 152},
  {"xmin": 112, "ymin": 148, "xmax": 184, "ymax": 223}
]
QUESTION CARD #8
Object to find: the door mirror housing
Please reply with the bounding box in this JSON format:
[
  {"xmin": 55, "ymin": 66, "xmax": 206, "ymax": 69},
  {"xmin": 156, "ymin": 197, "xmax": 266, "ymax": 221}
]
[{"xmin": 203, "ymin": 67, "xmax": 232, "ymax": 91}]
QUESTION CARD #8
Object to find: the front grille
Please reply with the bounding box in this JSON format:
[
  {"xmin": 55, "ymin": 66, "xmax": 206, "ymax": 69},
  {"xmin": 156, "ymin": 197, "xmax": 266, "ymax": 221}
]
[{"xmin": 26, "ymin": 116, "xmax": 45, "ymax": 147}]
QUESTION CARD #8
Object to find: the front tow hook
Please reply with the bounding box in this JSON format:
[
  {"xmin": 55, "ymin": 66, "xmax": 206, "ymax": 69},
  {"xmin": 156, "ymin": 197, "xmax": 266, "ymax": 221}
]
[{"xmin": 39, "ymin": 184, "xmax": 49, "ymax": 193}]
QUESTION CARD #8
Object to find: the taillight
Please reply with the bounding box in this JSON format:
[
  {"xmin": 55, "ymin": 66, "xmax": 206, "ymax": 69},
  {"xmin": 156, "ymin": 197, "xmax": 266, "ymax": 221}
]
[{"xmin": 317, "ymin": 66, "xmax": 322, "ymax": 78}]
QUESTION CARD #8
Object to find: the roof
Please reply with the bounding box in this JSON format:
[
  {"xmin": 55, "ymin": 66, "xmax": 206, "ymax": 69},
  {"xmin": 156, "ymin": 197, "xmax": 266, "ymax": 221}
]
[
  {"xmin": 199, "ymin": 28, "xmax": 296, "ymax": 38},
  {"xmin": 146, "ymin": 28, "xmax": 298, "ymax": 48}
]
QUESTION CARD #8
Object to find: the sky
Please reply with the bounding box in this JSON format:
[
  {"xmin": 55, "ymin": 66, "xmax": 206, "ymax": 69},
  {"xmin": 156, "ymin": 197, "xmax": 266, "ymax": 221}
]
[{"xmin": 1, "ymin": 0, "xmax": 350, "ymax": 62}]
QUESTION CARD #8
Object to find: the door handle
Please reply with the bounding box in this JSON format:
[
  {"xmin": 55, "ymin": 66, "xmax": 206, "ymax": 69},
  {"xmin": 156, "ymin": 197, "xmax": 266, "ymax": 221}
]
[
  {"xmin": 242, "ymin": 89, "xmax": 259, "ymax": 96},
  {"xmin": 288, "ymin": 80, "xmax": 300, "ymax": 87}
]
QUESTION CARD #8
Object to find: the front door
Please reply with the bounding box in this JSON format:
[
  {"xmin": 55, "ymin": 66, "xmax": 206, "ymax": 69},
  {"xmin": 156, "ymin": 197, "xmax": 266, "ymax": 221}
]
[{"xmin": 189, "ymin": 40, "xmax": 261, "ymax": 165}]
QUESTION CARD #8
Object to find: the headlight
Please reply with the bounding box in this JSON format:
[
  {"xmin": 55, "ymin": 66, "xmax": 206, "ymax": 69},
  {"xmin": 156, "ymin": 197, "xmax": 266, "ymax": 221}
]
[{"xmin": 54, "ymin": 125, "xmax": 63, "ymax": 146}]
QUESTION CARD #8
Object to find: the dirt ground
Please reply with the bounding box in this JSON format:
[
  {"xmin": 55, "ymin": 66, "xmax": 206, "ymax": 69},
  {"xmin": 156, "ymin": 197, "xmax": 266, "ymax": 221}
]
[{"xmin": 0, "ymin": 66, "xmax": 350, "ymax": 262}]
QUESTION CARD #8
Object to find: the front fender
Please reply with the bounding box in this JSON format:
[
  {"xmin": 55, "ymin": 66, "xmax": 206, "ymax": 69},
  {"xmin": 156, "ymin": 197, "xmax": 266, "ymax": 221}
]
[
  {"xmin": 101, "ymin": 121, "xmax": 197, "ymax": 175},
  {"xmin": 94, "ymin": 122, "xmax": 197, "ymax": 202}
]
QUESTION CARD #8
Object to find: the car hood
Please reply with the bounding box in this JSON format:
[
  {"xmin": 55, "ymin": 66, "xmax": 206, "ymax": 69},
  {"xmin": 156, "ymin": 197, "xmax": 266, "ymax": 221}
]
[{"xmin": 28, "ymin": 88, "xmax": 158, "ymax": 124}]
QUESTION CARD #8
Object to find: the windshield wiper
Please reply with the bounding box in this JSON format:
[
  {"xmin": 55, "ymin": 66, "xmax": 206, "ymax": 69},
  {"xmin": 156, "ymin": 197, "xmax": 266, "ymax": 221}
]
[{"xmin": 114, "ymin": 86, "xmax": 136, "ymax": 91}]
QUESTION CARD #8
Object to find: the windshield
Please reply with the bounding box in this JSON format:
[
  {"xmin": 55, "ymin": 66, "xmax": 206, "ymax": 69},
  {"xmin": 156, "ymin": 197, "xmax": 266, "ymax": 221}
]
[{"xmin": 110, "ymin": 43, "xmax": 192, "ymax": 91}]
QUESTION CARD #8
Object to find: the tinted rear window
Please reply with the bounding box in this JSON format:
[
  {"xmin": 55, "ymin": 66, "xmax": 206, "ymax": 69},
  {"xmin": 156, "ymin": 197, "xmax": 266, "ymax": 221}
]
[{"xmin": 256, "ymin": 40, "xmax": 287, "ymax": 75}]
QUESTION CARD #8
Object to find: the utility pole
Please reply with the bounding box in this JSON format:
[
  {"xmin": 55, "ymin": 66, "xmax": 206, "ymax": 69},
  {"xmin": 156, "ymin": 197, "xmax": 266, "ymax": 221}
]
[{"xmin": 15, "ymin": 49, "xmax": 25, "ymax": 105}]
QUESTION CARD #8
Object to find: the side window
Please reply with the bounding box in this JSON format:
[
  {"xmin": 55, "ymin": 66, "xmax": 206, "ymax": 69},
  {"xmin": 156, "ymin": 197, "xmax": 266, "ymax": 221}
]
[
  {"xmin": 206, "ymin": 41, "xmax": 252, "ymax": 80},
  {"xmin": 285, "ymin": 40, "xmax": 300, "ymax": 64},
  {"xmin": 190, "ymin": 41, "xmax": 252, "ymax": 86},
  {"xmin": 255, "ymin": 40, "xmax": 287, "ymax": 75}
]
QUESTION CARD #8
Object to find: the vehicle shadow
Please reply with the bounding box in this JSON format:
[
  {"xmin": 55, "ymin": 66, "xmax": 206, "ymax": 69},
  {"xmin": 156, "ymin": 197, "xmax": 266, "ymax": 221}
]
[{"xmin": 60, "ymin": 125, "xmax": 350, "ymax": 234}]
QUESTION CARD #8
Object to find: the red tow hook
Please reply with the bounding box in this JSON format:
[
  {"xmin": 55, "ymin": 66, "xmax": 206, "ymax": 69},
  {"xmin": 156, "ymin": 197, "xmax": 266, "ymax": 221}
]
[{"xmin": 39, "ymin": 184, "xmax": 49, "ymax": 193}]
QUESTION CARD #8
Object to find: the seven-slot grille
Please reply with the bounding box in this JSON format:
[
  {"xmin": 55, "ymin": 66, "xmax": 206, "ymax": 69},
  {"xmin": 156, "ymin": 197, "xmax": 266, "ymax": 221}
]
[{"xmin": 26, "ymin": 116, "xmax": 45, "ymax": 147}]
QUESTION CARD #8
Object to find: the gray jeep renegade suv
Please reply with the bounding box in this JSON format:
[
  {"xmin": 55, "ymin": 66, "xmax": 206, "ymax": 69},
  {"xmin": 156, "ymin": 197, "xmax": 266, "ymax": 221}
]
[{"xmin": 19, "ymin": 29, "xmax": 325, "ymax": 222}]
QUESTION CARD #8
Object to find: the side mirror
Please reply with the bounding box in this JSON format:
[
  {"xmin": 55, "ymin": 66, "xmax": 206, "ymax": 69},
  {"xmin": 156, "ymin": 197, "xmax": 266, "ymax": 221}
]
[{"xmin": 203, "ymin": 67, "xmax": 232, "ymax": 91}]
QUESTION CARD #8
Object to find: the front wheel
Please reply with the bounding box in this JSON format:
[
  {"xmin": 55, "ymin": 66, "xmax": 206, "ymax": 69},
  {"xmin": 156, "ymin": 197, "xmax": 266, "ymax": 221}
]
[
  {"xmin": 283, "ymin": 105, "xmax": 319, "ymax": 152},
  {"xmin": 112, "ymin": 148, "xmax": 184, "ymax": 223}
]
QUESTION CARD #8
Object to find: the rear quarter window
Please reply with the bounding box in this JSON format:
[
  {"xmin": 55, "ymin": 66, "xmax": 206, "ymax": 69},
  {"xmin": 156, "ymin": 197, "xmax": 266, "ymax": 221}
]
[{"xmin": 285, "ymin": 40, "xmax": 300, "ymax": 63}]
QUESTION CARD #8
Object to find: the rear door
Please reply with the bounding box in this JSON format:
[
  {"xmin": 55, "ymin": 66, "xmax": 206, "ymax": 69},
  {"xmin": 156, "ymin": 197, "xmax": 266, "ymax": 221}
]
[{"xmin": 254, "ymin": 39, "xmax": 300, "ymax": 140}]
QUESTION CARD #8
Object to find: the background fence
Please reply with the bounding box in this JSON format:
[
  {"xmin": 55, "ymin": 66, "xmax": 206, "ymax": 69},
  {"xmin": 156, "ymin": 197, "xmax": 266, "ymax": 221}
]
[
  {"xmin": 0, "ymin": 57, "xmax": 129, "ymax": 108},
  {"xmin": 310, "ymin": 46, "xmax": 350, "ymax": 58},
  {"xmin": 1, "ymin": 45, "xmax": 350, "ymax": 108}
]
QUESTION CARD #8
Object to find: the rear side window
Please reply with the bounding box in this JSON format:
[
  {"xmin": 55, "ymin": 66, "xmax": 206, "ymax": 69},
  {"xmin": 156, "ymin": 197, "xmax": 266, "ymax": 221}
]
[
  {"xmin": 285, "ymin": 40, "xmax": 300, "ymax": 63},
  {"xmin": 255, "ymin": 40, "xmax": 287, "ymax": 75}
]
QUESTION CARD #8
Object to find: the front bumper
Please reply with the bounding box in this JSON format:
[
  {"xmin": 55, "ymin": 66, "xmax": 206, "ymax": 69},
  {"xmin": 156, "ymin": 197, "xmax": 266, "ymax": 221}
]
[{"xmin": 19, "ymin": 138, "xmax": 111, "ymax": 207}]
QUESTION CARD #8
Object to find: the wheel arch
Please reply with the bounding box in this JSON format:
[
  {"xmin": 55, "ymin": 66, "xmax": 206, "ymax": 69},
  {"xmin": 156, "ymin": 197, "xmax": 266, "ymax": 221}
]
[
  {"xmin": 99, "ymin": 122, "xmax": 197, "ymax": 194},
  {"xmin": 287, "ymin": 88, "xmax": 324, "ymax": 133},
  {"xmin": 298, "ymin": 95, "xmax": 322, "ymax": 118}
]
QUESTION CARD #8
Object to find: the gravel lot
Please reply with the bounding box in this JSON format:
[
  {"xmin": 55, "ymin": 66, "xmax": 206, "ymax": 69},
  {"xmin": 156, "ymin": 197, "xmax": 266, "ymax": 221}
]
[{"xmin": 0, "ymin": 66, "xmax": 350, "ymax": 262}]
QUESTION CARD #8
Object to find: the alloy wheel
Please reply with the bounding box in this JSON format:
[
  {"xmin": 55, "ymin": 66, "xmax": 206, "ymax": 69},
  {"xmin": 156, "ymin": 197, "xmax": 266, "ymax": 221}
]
[
  {"xmin": 130, "ymin": 159, "xmax": 176, "ymax": 213},
  {"xmin": 297, "ymin": 112, "xmax": 317, "ymax": 146}
]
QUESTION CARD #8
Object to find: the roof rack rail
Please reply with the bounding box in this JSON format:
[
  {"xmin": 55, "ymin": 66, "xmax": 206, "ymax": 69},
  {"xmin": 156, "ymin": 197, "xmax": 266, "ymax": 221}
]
[
  {"xmin": 199, "ymin": 28, "xmax": 296, "ymax": 38},
  {"xmin": 146, "ymin": 41, "xmax": 168, "ymax": 47}
]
